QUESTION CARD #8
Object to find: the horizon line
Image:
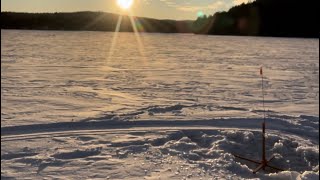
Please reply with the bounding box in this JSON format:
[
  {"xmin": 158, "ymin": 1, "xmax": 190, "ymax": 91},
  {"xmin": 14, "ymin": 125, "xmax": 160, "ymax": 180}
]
[{"xmin": 1, "ymin": 10, "xmax": 196, "ymax": 21}]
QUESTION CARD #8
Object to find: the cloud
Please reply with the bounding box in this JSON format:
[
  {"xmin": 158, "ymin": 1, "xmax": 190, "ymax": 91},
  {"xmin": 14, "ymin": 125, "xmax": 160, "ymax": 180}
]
[
  {"xmin": 150, "ymin": 0, "xmax": 228, "ymax": 12},
  {"xmin": 142, "ymin": 0, "xmax": 251, "ymax": 13},
  {"xmin": 177, "ymin": 1, "xmax": 226, "ymax": 12}
]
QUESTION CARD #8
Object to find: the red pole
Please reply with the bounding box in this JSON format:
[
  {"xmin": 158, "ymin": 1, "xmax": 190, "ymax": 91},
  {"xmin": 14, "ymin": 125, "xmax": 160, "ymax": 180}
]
[
  {"xmin": 261, "ymin": 67, "xmax": 266, "ymax": 124},
  {"xmin": 261, "ymin": 67, "xmax": 267, "ymax": 168}
]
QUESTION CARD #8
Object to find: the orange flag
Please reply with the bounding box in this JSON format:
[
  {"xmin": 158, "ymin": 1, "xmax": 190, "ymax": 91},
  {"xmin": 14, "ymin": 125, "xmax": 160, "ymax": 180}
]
[{"xmin": 260, "ymin": 67, "xmax": 263, "ymax": 76}]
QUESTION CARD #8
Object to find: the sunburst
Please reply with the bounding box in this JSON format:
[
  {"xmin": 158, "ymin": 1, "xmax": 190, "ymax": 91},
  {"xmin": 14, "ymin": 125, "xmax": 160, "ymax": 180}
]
[
  {"xmin": 117, "ymin": 0, "xmax": 134, "ymax": 10},
  {"xmin": 107, "ymin": 0, "xmax": 146, "ymax": 64}
]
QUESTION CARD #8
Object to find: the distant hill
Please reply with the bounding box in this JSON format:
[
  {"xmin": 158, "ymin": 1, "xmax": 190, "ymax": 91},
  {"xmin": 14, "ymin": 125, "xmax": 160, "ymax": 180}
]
[
  {"xmin": 1, "ymin": 11, "xmax": 193, "ymax": 33},
  {"xmin": 193, "ymin": 0, "xmax": 319, "ymax": 38},
  {"xmin": 2, "ymin": 0, "xmax": 319, "ymax": 38}
]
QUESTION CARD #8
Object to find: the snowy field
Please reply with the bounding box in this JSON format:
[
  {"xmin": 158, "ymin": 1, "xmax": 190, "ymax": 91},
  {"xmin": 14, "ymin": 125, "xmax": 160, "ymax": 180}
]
[{"xmin": 1, "ymin": 30, "xmax": 319, "ymax": 179}]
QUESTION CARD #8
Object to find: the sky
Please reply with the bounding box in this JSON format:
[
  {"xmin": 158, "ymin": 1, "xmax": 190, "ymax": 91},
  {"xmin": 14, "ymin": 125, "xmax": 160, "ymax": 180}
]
[{"xmin": 1, "ymin": 0, "xmax": 250, "ymax": 20}]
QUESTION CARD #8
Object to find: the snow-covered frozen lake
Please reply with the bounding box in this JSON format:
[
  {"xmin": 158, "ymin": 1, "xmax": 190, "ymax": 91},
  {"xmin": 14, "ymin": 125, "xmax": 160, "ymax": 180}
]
[
  {"xmin": 1, "ymin": 30, "xmax": 319, "ymax": 179},
  {"xmin": 1, "ymin": 30, "xmax": 319, "ymax": 126}
]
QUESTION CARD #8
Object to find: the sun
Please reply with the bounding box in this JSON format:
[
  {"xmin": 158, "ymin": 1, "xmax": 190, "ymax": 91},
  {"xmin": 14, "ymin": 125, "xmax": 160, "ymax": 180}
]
[{"xmin": 117, "ymin": 0, "xmax": 134, "ymax": 10}]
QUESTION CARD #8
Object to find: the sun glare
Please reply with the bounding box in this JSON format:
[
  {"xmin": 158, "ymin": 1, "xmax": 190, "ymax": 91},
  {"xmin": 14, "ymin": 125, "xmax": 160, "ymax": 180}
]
[{"xmin": 117, "ymin": 0, "xmax": 134, "ymax": 10}]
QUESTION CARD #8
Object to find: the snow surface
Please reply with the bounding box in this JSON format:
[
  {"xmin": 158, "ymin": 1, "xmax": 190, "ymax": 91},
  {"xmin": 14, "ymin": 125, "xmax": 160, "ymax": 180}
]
[{"xmin": 1, "ymin": 30, "xmax": 319, "ymax": 179}]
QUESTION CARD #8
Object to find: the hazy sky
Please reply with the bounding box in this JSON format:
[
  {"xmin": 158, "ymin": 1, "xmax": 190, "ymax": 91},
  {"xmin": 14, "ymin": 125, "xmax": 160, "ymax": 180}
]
[{"xmin": 1, "ymin": 0, "xmax": 250, "ymax": 20}]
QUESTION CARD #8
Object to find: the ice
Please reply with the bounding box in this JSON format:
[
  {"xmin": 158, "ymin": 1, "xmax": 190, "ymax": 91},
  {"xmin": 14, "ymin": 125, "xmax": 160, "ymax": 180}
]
[{"xmin": 1, "ymin": 30, "xmax": 319, "ymax": 126}]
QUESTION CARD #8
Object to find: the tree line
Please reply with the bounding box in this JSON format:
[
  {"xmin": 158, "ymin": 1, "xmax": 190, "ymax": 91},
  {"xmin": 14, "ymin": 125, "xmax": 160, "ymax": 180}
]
[
  {"xmin": 1, "ymin": 11, "xmax": 193, "ymax": 33},
  {"xmin": 193, "ymin": 0, "xmax": 318, "ymax": 38},
  {"xmin": 1, "ymin": 0, "xmax": 318, "ymax": 38}
]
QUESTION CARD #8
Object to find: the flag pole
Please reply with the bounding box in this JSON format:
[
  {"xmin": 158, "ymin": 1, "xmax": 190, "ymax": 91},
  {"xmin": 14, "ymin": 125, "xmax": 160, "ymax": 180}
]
[
  {"xmin": 261, "ymin": 67, "xmax": 266, "ymax": 124},
  {"xmin": 232, "ymin": 67, "xmax": 284, "ymax": 174},
  {"xmin": 260, "ymin": 67, "xmax": 267, "ymax": 167}
]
